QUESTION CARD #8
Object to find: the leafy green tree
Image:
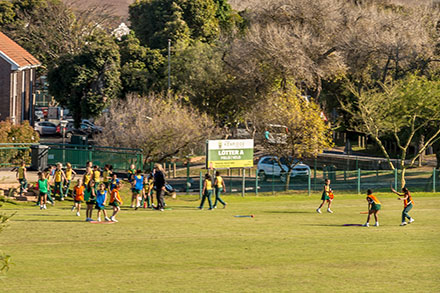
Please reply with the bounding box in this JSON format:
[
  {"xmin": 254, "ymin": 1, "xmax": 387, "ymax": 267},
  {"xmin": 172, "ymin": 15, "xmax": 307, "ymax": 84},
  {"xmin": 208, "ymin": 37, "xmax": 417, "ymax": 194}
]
[
  {"xmin": 48, "ymin": 32, "xmax": 121, "ymax": 126},
  {"xmin": 0, "ymin": 1, "xmax": 15, "ymax": 26},
  {"xmin": 171, "ymin": 41, "xmax": 245, "ymax": 122},
  {"xmin": 341, "ymin": 75, "xmax": 440, "ymax": 187},
  {"xmin": 118, "ymin": 32, "xmax": 166, "ymax": 96},
  {"xmin": 129, "ymin": 0, "xmax": 221, "ymax": 50}
]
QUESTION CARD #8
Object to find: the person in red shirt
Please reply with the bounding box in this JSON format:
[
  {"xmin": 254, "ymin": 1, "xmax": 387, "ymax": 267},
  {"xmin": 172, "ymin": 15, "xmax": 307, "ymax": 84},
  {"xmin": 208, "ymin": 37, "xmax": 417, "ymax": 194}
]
[{"xmin": 72, "ymin": 179, "xmax": 85, "ymax": 217}]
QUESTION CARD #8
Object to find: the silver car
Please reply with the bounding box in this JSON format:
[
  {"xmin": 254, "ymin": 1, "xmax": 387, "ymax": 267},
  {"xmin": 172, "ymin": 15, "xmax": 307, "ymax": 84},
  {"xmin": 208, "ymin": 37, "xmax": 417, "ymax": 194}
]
[{"xmin": 34, "ymin": 121, "xmax": 57, "ymax": 136}]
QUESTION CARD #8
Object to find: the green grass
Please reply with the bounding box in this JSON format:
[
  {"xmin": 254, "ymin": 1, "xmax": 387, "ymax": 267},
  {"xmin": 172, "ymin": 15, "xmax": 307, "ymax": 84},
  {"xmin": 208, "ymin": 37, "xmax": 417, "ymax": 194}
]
[{"xmin": 1, "ymin": 192, "xmax": 439, "ymax": 292}]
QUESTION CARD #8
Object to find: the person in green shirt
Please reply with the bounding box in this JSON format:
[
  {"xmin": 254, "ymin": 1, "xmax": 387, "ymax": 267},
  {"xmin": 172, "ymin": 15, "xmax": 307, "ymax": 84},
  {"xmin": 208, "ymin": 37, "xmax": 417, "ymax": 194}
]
[{"xmin": 37, "ymin": 172, "xmax": 49, "ymax": 210}]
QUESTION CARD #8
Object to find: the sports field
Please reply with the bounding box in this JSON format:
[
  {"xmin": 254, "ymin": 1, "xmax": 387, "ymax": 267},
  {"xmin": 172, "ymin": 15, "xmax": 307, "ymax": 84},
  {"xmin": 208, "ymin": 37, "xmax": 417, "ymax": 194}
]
[{"xmin": 1, "ymin": 192, "xmax": 439, "ymax": 292}]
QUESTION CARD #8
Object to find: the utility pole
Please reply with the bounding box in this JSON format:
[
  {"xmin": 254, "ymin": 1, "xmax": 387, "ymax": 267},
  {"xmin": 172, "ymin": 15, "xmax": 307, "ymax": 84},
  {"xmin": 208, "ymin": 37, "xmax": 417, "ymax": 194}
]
[{"xmin": 168, "ymin": 39, "xmax": 171, "ymax": 93}]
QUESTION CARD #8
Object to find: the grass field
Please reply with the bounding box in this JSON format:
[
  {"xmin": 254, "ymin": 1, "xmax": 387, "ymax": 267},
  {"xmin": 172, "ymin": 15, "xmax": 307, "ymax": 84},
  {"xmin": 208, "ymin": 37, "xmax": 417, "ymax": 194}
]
[{"xmin": 1, "ymin": 191, "xmax": 439, "ymax": 292}]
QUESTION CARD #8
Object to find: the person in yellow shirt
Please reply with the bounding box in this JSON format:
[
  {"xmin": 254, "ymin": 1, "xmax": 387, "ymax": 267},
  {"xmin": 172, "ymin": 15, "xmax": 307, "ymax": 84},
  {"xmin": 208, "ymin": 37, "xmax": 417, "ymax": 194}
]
[
  {"xmin": 141, "ymin": 173, "xmax": 154, "ymax": 208},
  {"xmin": 64, "ymin": 162, "xmax": 76, "ymax": 197},
  {"xmin": 53, "ymin": 163, "xmax": 67, "ymax": 200},
  {"xmin": 102, "ymin": 164, "xmax": 112, "ymax": 190},
  {"xmin": 83, "ymin": 166, "xmax": 92, "ymax": 186},
  {"xmin": 127, "ymin": 164, "xmax": 136, "ymax": 183},
  {"xmin": 316, "ymin": 178, "xmax": 333, "ymax": 213},
  {"xmin": 93, "ymin": 165, "xmax": 101, "ymax": 185},
  {"xmin": 363, "ymin": 189, "xmax": 381, "ymax": 227},
  {"xmin": 16, "ymin": 161, "xmax": 28, "ymax": 196},
  {"xmin": 109, "ymin": 182, "xmax": 123, "ymax": 222},
  {"xmin": 213, "ymin": 171, "xmax": 227, "ymax": 208},
  {"xmin": 391, "ymin": 187, "xmax": 415, "ymax": 226},
  {"xmin": 198, "ymin": 173, "xmax": 213, "ymax": 210}
]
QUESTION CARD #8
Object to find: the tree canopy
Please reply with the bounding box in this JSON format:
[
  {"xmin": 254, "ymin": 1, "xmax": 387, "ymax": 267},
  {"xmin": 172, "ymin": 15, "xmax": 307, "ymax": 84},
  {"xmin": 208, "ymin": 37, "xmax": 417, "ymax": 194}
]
[{"xmin": 48, "ymin": 32, "xmax": 121, "ymax": 126}]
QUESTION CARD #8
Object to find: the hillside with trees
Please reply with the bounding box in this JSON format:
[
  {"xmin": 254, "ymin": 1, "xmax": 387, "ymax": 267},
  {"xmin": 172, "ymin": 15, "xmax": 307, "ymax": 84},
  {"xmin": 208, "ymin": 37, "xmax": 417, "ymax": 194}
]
[{"xmin": 1, "ymin": 0, "xmax": 440, "ymax": 176}]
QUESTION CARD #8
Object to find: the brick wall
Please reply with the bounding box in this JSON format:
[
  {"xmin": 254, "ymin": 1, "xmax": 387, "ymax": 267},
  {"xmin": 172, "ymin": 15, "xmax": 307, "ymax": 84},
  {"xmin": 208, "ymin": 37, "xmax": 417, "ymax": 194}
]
[{"xmin": 0, "ymin": 57, "xmax": 11, "ymax": 121}]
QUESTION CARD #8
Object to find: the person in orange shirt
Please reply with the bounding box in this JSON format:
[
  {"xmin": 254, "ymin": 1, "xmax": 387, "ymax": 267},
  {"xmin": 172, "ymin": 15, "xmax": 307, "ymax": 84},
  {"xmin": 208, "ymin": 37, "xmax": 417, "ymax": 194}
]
[
  {"xmin": 72, "ymin": 179, "xmax": 85, "ymax": 217},
  {"xmin": 391, "ymin": 186, "xmax": 415, "ymax": 226},
  {"xmin": 363, "ymin": 189, "xmax": 381, "ymax": 227},
  {"xmin": 109, "ymin": 183, "xmax": 123, "ymax": 222}
]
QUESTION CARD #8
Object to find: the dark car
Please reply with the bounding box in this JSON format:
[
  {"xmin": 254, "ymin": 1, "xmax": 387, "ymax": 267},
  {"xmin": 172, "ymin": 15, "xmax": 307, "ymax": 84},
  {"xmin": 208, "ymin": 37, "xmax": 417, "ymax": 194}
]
[{"xmin": 58, "ymin": 122, "xmax": 93, "ymax": 139}]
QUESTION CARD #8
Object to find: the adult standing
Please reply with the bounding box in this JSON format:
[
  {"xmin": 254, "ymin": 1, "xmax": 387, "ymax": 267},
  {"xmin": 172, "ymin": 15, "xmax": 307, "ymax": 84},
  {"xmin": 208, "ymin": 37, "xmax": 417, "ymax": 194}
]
[{"xmin": 153, "ymin": 163, "xmax": 166, "ymax": 211}]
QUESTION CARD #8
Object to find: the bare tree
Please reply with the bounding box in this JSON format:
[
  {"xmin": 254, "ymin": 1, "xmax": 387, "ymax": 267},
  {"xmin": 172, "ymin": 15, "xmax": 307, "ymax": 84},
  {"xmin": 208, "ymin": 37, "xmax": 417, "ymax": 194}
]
[{"xmin": 96, "ymin": 94, "xmax": 220, "ymax": 162}]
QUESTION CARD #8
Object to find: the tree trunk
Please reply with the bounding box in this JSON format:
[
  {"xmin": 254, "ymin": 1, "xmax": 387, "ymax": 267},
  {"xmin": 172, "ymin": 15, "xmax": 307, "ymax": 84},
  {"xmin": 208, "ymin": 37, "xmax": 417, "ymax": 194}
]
[{"xmin": 285, "ymin": 170, "xmax": 291, "ymax": 192}]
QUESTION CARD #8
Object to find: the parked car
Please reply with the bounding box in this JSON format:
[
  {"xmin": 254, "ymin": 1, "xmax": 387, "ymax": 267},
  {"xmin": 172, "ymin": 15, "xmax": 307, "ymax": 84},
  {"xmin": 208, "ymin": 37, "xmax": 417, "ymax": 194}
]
[
  {"xmin": 63, "ymin": 119, "xmax": 102, "ymax": 134},
  {"xmin": 58, "ymin": 122, "xmax": 93, "ymax": 138},
  {"xmin": 34, "ymin": 121, "xmax": 58, "ymax": 136},
  {"xmin": 257, "ymin": 156, "xmax": 310, "ymax": 182}
]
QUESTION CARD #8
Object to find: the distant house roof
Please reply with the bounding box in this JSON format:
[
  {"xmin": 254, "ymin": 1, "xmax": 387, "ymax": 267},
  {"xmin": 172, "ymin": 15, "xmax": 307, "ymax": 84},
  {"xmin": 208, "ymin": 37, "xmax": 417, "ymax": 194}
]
[{"xmin": 0, "ymin": 31, "xmax": 41, "ymax": 71}]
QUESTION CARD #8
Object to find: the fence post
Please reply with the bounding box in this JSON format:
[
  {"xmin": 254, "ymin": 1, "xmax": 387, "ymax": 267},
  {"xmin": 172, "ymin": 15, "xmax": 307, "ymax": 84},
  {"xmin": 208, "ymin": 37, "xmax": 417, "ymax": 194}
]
[
  {"xmin": 186, "ymin": 162, "xmax": 190, "ymax": 195},
  {"xmin": 433, "ymin": 168, "xmax": 436, "ymax": 193},
  {"xmin": 313, "ymin": 158, "xmax": 317, "ymax": 191},
  {"xmin": 357, "ymin": 168, "xmax": 361, "ymax": 195},
  {"xmin": 272, "ymin": 163, "xmax": 275, "ymax": 194},
  {"xmin": 255, "ymin": 171, "xmax": 259, "ymax": 196},
  {"xmin": 394, "ymin": 168, "xmax": 398, "ymax": 191},
  {"xmin": 199, "ymin": 171, "xmax": 202, "ymax": 199},
  {"xmin": 241, "ymin": 168, "xmax": 246, "ymax": 197},
  {"xmin": 308, "ymin": 169, "xmax": 311, "ymax": 196}
]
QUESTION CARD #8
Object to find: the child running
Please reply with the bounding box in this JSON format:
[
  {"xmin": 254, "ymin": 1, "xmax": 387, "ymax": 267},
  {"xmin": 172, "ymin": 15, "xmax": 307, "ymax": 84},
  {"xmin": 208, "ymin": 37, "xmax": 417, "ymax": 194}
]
[
  {"xmin": 72, "ymin": 179, "xmax": 85, "ymax": 217},
  {"xmin": 53, "ymin": 163, "xmax": 67, "ymax": 200},
  {"xmin": 391, "ymin": 186, "xmax": 415, "ymax": 226},
  {"xmin": 316, "ymin": 178, "xmax": 333, "ymax": 213},
  {"xmin": 362, "ymin": 189, "xmax": 381, "ymax": 227},
  {"xmin": 132, "ymin": 170, "xmax": 144, "ymax": 209},
  {"xmin": 64, "ymin": 163, "xmax": 76, "ymax": 197},
  {"xmin": 95, "ymin": 183, "xmax": 111, "ymax": 222},
  {"xmin": 37, "ymin": 171, "xmax": 49, "ymax": 210},
  {"xmin": 84, "ymin": 180, "xmax": 96, "ymax": 222},
  {"xmin": 109, "ymin": 183, "xmax": 123, "ymax": 222},
  {"xmin": 213, "ymin": 171, "xmax": 227, "ymax": 209},
  {"xmin": 198, "ymin": 173, "xmax": 213, "ymax": 210},
  {"xmin": 16, "ymin": 161, "xmax": 28, "ymax": 196}
]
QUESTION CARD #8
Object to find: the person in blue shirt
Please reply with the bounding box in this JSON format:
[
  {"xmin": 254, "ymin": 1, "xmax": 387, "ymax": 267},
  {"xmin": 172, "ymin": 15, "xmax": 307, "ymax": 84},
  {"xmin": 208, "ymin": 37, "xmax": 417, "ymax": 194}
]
[
  {"xmin": 95, "ymin": 183, "xmax": 111, "ymax": 222},
  {"xmin": 132, "ymin": 170, "xmax": 144, "ymax": 209}
]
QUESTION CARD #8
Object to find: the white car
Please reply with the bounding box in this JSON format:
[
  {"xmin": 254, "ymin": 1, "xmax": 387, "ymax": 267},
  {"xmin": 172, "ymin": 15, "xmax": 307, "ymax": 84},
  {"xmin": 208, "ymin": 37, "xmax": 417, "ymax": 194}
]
[{"xmin": 257, "ymin": 156, "xmax": 310, "ymax": 182}]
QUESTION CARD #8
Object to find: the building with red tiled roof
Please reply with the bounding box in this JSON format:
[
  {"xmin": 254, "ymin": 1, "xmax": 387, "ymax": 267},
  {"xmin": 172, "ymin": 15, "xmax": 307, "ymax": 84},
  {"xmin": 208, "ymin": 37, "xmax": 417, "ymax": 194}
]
[{"xmin": 0, "ymin": 31, "xmax": 41, "ymax": 125}]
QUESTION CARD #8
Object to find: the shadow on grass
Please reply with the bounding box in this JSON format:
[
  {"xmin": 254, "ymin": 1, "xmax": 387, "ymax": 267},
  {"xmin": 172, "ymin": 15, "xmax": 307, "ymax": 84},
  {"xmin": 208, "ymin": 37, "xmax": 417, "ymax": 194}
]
[
  {"xmin": 12, "ymin": 219, "xmax": 83, "ymax": 223},
  {"xmin": 264, "ymin": 210, "xmax": 314, "ymax": 214},
  {"xmin": 301, "ymin": 223, "xmax": 363, "ymax": 227}
]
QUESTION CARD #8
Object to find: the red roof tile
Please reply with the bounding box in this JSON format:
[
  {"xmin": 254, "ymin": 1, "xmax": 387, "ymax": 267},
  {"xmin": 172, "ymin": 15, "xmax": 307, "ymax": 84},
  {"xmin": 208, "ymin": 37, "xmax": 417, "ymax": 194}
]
[{"xmin": 0, "ymin": 31, "xmax": 40, "ymax": 70}]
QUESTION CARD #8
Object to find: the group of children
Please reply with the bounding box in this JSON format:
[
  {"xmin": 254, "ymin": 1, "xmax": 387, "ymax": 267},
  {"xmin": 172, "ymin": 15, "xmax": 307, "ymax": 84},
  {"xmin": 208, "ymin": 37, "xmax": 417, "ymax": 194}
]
[
  {"xmin": 316, "ymin": 178, "xmax": 416, "ymax": 227},
  {"xmin": 31, "ymin": 161, "xmax": 168, "ymax": 222}
]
